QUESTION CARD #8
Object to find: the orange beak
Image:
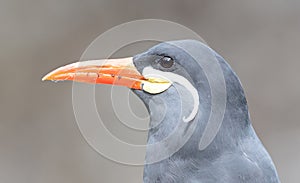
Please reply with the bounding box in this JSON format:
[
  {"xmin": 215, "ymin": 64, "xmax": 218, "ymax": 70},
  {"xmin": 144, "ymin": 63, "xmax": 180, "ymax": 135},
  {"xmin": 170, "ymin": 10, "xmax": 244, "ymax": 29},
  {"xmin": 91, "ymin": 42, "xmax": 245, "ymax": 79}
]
[
  {"xmin": 43, "ymin": 57, "xmax": 172, "ymax": 93},
  {"xmin": 42, "ymin": 57, "xmax": 146, "ymax": 90}
]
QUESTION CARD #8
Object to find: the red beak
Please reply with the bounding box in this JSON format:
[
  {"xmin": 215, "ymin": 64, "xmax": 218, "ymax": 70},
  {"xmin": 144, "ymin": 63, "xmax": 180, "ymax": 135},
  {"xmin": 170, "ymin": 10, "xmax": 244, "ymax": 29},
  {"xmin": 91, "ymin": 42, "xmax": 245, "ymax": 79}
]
[{"xmin": 42, "ymin": 57, "xmax": 145, "ymax": 90}]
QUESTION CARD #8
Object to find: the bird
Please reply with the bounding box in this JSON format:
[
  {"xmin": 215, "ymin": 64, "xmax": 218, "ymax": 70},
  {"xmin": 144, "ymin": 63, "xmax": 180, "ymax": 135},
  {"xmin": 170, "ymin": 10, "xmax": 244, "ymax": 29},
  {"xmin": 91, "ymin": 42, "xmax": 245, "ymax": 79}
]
[{"xmin": 43, "ymin": 40, "xmax": 280, "ymax": 183}]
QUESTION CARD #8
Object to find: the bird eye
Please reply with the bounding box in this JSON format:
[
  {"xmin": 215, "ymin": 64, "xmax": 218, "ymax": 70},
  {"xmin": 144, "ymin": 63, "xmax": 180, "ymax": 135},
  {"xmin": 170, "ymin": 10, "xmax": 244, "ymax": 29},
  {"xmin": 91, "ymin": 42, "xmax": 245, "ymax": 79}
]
[{"xmin": 159, "ymin": 56, "xmax": 174, "ymax": 68}]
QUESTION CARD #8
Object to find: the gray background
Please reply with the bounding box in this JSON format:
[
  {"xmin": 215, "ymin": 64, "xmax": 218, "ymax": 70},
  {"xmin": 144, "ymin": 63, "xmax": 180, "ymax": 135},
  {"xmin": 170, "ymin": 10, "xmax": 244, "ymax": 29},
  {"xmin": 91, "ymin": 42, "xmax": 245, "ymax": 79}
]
[{"xmin": 0, "ymin": 0, "xmax": 299, "ymax": 182}]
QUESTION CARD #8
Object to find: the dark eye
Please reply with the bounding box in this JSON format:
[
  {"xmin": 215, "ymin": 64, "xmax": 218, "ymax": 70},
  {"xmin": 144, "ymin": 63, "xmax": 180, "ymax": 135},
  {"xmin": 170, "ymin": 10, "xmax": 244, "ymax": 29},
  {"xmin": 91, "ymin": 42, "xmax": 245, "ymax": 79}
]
[{"xmin": 159, "ymin": 56, "xmax": 174, "ymax": 68}]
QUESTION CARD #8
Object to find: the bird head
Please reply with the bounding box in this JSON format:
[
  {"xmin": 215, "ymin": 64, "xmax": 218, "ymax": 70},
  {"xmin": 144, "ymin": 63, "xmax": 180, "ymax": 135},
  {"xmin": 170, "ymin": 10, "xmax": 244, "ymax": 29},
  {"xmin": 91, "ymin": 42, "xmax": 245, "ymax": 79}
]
[
  {"xmin": 43, "ymin": 40, "xmax": 205, "ymax": 127},
  {"xmin": 42, "ymin": 40, "xmax": 250, "ymax": 162}
]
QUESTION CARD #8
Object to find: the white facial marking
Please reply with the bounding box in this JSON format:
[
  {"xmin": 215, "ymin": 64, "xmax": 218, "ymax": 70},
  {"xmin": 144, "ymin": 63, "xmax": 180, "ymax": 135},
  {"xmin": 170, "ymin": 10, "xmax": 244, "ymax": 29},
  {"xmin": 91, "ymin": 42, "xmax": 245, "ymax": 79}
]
[
  {"xmin": 142, "ymin": 66, "xmax": 199, "ymax": 123},
  {"xmin": 141, "ymin": 81, "xmax": 172, "ymax": 94}
]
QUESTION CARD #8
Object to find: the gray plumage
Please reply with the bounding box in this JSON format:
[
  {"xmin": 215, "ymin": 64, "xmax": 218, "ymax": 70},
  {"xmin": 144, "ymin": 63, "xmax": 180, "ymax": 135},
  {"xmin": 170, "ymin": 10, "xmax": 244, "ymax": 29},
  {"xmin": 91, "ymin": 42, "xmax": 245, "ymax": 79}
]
[{"xmin": 132, "ymin": 40, "xmax": 280, "ymax": 183}]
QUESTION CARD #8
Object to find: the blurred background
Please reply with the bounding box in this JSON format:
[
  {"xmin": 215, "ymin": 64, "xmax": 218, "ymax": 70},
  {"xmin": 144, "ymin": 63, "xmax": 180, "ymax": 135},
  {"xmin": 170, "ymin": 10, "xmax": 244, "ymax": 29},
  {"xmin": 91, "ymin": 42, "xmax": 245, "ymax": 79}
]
[{"xmin": 1, "ymin": 0, "xmax": 299, "ymax": 182}]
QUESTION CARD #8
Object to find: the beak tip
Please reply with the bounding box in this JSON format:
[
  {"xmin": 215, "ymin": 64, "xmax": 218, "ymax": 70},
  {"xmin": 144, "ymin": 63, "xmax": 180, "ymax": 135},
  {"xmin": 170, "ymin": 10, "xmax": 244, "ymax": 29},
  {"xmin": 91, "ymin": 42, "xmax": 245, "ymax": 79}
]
[
  {"xmin": 42, "ymin": 73, "xmax": 52, "ymax": 81},
  {"xmin": 42, "ymin": 76, "xmax": 47, "ymax": 81},
  {"xmin": 42, "ymin": 67, "xmax": 61, "ymax": 82},
  {"xmin": 41, "ymin": 76, "xmax": 47, "ymax": 81}
]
